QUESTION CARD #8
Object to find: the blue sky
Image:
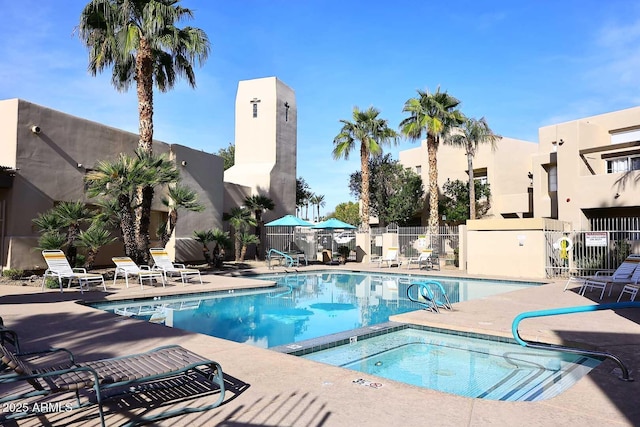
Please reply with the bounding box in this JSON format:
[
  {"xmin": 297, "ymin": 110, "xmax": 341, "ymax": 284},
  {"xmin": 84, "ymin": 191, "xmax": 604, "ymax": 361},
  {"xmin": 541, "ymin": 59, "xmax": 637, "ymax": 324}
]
[{"xmin": 2, "ymin": 1, "xmax": 640, "ymax": 215}]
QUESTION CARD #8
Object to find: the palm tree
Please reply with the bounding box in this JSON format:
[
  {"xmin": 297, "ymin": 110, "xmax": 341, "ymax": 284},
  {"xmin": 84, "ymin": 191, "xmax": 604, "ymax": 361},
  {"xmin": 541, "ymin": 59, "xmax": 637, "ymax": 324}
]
[
  {"xmin": 244, "ymin": 194, "xmax": 275, "ymax": 259},
  {"xmin": 32, "ymin": 211, "xmax": 66, "ymax": 233},
  {"xmin": 210, "ymin": 228, "xmax": 231, "ymax": 268},
  {"xmin": 85, "ymin": 150, "xmax": 179, "ymax": 263},
  {"xmin": 193, "ymin": 229, "xmax": 215, "ymax": 265},
  {"xmin": 78, "ymin": 0, "xmax": 210, "ymax": 265},
  {"xmin": 400, "ymin": 88, "xmax": 464, "ymax": 236},
  {"xmin": 333, "ymin": 106, "xmax": 398, "ymax": 230},
  {"xmin": 223, "ymin": 207, "xmax": 256, "ymax": 262},
  {"xmin": 52, "ymin": 201, "xmax": 91, "ymax": 267},
  {"xmin": 449, "ymin": 117, "xmax": 501, "ymax": 220},
  {"xmin": 238, "ymin": 232, "xmax": 260, "ymax": 262},
  {"xmin": 77, "ymin": 222, "xmax": 117, "ymax": 269},
  {"xmin": 310, "ymin": 194, "xmax": 326, "ymax": 222},
  {"xmin": 78, "ymin": 0, "xmax": 210, "ymax": 153},
  {"xmin": 159, "ymin": 184, "xmax": 204, "ymax": 246}
]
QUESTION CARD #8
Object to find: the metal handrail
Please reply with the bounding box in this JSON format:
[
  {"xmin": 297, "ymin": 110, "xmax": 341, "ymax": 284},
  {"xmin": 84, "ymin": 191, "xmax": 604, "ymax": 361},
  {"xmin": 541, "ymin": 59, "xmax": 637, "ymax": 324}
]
[
  {"xmin": 406, "ymin": 280, "xmax": 452, "ymax": 313},
  {"xmin": 512, "ymin": 302, "xmax": 640, "ymax": 381}
]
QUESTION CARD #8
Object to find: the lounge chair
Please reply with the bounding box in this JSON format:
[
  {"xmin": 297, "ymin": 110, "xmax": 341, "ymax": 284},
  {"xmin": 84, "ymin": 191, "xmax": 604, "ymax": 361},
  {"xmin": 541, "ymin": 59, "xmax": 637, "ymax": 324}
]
[
  {"xmin": 112, "ymin": 256, "xmax": 165, "ymax": 289},
  {"xmin": 0, "ymin": 343, "xmax": 225, "ymax": 426},
  {"xmin": 572, "ymin": 254, "xmax": 640, "ymax": 299},
  {"xmin": 617, "ymin": 264, "xmax": 640, "ymax": 302},
  {"xmin": 149, "ymin": 248, "xmax": 202, "ymax": 285},
  {"xmin": 285, "ymin": 241, "xmax": 308, "ymax": 266},
  {"xmin": 41, "ymin": 250, "xmax": 106, "ymax": 293},
  {"xmin": 378, "ymin": 247, "xmax": 402, "ymax": 268},
  {"xmin": 406, "ymin": 250, "xmax": 440, "ymax": 270}
]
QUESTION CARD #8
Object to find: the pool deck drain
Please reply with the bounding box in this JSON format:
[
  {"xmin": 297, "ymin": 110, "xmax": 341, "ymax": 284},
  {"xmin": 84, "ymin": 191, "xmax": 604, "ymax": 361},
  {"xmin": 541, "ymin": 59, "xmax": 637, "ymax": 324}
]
[{"xmin": 0, "ymin": 263, "xmax": 639, "ymax": 426}]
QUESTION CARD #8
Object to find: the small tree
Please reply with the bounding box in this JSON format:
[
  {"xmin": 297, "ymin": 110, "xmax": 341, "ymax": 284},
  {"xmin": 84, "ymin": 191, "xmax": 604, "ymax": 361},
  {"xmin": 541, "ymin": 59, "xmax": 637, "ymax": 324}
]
[
  {"xmin": 217, "ymin": 143, "xmax": 235, "ymax": 170},
  {"xmin": 224, "ymin": 207, "xmax": 256, "ymax": 262},
  {"xmin": 193, "ymin": 229, "xmax": 215, "ymax": 265},
  {"xmin": 440, "ymin": 179, "xmax": 491, "ymax": 225},
  {"xmin": 159, "ymin": 184, "xmax": 204, "ymax": 246},
  {"xmin": 332, "ymin": 202, "xmax": 362, "ymax": 227},
  {"xmin": 77, "ymin": 222, "xmax": 117, "ymax": 269},
  {"xmin": 238, "ymin": 232, "xmax": 260, "ymax": 262}
]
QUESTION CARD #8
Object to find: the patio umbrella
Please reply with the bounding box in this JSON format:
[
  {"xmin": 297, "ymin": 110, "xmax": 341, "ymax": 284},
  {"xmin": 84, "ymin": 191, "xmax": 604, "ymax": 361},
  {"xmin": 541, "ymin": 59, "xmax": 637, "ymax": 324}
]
[
  {"xmin": 265, "ymin": 215, "xmax": 313, "ymax": 227},
  {"xmin": 312, "ymin": 218, "xmax": 357, "ymax": 254},
  {"xmin": 311, "ymin": 218, "xmax": 356, "ymax": 230}
]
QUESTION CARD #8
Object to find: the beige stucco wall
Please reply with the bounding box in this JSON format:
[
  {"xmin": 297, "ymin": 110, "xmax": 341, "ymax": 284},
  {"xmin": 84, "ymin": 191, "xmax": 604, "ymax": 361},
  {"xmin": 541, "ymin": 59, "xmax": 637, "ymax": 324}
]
[
  {"xmin": 398, "ymin": 137, "xmax": 537, "ymax": 220},
  {"xmin": 466, "ymin": 218, "xmax": 566, "ymax": 279},
  {"xmin": 0, "ymin": 99, "xmax": 227, "ymax": 270}
]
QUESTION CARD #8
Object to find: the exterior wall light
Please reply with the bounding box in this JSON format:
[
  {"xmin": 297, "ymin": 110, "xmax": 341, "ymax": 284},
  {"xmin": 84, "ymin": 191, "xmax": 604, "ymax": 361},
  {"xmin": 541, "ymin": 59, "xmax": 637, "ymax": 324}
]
[
  {"xmin": 30, "ymin": 125, "xmax": 41, "ymax": 134},
  {"xmin": 181, "ymin": 160, "xmax": 187, "ymax": 167}
]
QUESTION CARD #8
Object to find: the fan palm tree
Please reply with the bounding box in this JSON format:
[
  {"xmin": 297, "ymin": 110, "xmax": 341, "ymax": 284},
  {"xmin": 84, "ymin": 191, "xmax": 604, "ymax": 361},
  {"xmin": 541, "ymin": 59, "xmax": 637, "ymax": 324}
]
[
  {"xmin": 210, "ymin": 228, "xmax": 231, "ymax": 268},
  {"xmin": 85, "ymin": 150, "xmax": 179, "ymax": 263},
  {"xmin": 78, "ymin": 0, "xmax": 210, "ymax": 265},
  {"xmin": 77, "ymin": 222, "xmax": 118, "ymax": 269},
  {"xmin": 333, "ymin": 106, "xmax": 398, "ymax": 230},
  {"xmin": 159, "ymin": 184, "xmax": 204, "ymax": 246},
  {"xmin": 193, "ymin": 229, "xmax": 215, "ymax": 265},
  {"xmin": 400, "ymin": 88, "xmax": 464, "ymax": 236},
  {"xmin": 449, "ymin": 117, "xmax": 501, "ymax": 219},
  {"xmin": 32, "ymin": 211, "xmax": 66, "ymax": 233},
  {"xmin": 244, "ymin": 194, "xmax": 275, "ymax": 259},
  {"xmin": 238, "ymin": 232, "xmax": 260, "ymax": 262},
  {"xmin": 223, "ymin": 207, "xmax": 257, "ymax": 262},
  {"xmin": 310, "ymin": 194, "xmax": 326, "ymax": 222},
  {"xmin": 52, "ymin": 201, "xmax": 92, "ymax": 267}
]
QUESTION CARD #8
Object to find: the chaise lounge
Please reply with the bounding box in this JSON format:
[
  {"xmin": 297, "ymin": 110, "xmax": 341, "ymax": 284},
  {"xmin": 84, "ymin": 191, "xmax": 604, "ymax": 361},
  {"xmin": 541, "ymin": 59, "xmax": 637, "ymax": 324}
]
[
  {"xmin": 41, "ymin": 250, "xmax": 106, "ymax": 293},
  {"xmin": 150, "ymin": 248, "xmax": 203, "ymax": 285},
  {"xmin": 0, "ymin": 343, "xmax": 225, "ymax": 426}
]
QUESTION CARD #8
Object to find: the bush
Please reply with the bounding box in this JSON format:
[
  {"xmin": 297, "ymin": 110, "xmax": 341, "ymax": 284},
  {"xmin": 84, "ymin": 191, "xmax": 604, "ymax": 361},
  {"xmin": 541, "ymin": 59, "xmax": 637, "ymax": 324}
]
[
  {"xmin": 2, "ymin": 269, "xmax": 24, "ymax": 280},
  {"xmin": 44, "ymin": 277, "xmax": 61, "ymax": 289}
]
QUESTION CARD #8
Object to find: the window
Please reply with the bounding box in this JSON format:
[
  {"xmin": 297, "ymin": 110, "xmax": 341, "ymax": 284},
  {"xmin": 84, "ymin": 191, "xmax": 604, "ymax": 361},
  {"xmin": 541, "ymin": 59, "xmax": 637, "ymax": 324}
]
[
  {"xmin": 252, "ymin": 103, "xmax": 258, "ymax": 118},
  {"xmin": 607, "ymin": 156, "xmax": 640, "ymax": 173},
  {"xmin": 548, "ymin": 165, "xmax": 557, "ymax": 192},
  {"xmin": 415, "ymin": 166, "xmax": 421, "ymax": 175}
]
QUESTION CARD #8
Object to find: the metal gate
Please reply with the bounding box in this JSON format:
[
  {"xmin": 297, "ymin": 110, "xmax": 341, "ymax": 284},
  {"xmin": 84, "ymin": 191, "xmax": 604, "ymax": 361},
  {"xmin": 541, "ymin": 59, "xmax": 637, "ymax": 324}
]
[{"xmin": 545, "ymin": 217, "xmax": 637, "ymax": 278}]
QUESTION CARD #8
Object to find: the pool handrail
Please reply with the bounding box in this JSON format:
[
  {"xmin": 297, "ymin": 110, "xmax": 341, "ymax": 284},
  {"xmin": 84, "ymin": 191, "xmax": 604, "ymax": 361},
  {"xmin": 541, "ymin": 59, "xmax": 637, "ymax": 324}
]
[
  {"xmin": 407, "ymin": 280, "xmax": 452, "ymax": 313},
  {"xmin": 512, "ymin": 302, "xmax": 640, "ymax": 382},
  {"xmin": 267, "ymin": 249, "xmax": 295, "ymax": 269}
]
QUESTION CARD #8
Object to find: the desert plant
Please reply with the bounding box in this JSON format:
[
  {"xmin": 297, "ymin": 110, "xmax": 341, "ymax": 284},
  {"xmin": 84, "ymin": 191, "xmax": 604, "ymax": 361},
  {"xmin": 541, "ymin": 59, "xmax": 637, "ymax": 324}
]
[{"xmin": 2, "ymin": 269, "xmax": 24, "ymax": 280}]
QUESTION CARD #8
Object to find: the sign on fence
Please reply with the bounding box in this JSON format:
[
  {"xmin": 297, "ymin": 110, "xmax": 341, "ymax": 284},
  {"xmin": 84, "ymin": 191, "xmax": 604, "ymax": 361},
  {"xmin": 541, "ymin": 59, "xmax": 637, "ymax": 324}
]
[{"xmin": 585, "ymin": 232, "xmax": 608, "ymax": 247}]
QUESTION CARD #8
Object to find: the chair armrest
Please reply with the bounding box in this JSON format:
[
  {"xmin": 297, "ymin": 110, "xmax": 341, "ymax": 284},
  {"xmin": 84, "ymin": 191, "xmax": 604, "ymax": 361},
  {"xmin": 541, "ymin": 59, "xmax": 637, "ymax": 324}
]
[
  {"xmin": 594, "ymin": 269, "xmax": 615, "ymax": 276},
  {"xmin": 139, "ymin": 265, "xmax": 151, "ymax": 270},
  {"xmin": 16, "ymin": 347, "xmax": 76, "ymax": 368},
  {"xmin": 72, "ymin": 268, "xmax": 88, "ymax": 273},
  {"xmin": 173, "ymin": 263, "xmax": 186, "ymax": 268}
]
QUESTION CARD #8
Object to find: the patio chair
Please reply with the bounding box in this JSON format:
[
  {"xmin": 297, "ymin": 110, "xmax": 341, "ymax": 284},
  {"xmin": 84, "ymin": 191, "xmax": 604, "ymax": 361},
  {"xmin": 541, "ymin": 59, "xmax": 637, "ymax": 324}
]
[
  {"xmin": 378, "ymin": 247, "xmax": 402, "ymax": 268},
  {"xmin": 149, "ymin": 248, "xmax": 202, "ymax": 285},
  {"xmin": 574, "ymin": 254, "xmax": 640, "ymax": 299},
  {"xmin": 41, "ymin": 250, "xmax": 105, "ymax": 294},
  {"xmin": 285, "ymin": 241, "xmax": 308, "ymax": 266},
  {"xmin": 406, "ymin": 250, "xmax": 439, "ymax": 270},
  {"xmin": 0, "ymin": 343, "xmax": 225, "ymax": 427},
  {"xmin": 617, "ymin": 262, "xmax": 640, "ymax": 302},
  {"xmin": 112, "ymin": 256, "xmax": 165, "ymax": 289}
]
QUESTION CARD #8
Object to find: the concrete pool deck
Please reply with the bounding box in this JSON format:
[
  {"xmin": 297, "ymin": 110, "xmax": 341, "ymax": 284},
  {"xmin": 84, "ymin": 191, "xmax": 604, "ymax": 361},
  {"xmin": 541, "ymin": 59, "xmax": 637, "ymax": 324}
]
[{"xmin": 0, "ymin": 264, "xmax": 639, "ymax": 426}]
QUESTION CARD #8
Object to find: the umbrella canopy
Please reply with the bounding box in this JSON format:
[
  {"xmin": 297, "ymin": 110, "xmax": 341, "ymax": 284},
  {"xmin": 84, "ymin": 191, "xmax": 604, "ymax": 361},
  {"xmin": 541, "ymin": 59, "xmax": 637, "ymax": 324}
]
[
  {"xmin": 265, "ymin": 215, "xmax": 313, "ymax": 227},
  {"xmin": 311, "ymin": 218, "xmax": 357, "ymax": 230}
]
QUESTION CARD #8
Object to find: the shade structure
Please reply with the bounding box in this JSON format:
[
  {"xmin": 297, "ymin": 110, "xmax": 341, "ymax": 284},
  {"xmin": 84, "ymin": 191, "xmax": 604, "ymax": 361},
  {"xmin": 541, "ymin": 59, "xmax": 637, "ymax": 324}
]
[
  {"xmin": 311, "ymin": 218, "xmax": 357, "ymax": 230},
  {"xmin": 265, "ymin": 215, "xmax": 313, "ymax": 227}
]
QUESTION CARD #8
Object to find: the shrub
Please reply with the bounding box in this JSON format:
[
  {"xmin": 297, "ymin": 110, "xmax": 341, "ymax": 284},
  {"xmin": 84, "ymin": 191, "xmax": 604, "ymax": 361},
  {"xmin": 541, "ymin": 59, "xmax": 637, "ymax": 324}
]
[{"xmin": 2, "ymin": 269, "xmax": 24, "ymax": 280}]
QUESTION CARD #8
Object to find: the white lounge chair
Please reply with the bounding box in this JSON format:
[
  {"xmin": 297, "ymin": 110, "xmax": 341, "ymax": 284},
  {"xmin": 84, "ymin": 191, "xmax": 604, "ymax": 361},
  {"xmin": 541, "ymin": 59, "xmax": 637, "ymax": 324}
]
[
  {"xmin": 378, "ymin": 247, "xmax": 402, "ymax": 268},
  {"xmin": 617, "ymin": 263, "xmax": 640, "ymax": 302},
  {"xmin": 112, "ymin": 256, "xmax": 165, "ymax": 289},
  {"xmin": 149, "ymin": 248, "xmax": 202, "ymax": 285},
  {"xmin": 575, "ymin": 254, "xmax": 640, "ymax": 299},
  {"xmin": 406, "ymin": 250, "xmax": 438, "ymax": 270},
  {"xmin": 41, "ymin": 250, "xmax": 105, "ymax": 293}
]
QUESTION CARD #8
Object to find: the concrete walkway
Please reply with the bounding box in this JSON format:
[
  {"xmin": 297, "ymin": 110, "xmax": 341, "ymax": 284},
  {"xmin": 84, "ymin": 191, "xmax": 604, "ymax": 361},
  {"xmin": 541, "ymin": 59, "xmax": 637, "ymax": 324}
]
[{"xmin": 0, "ymin": 265, "xmax": 639, "ymax": 426}]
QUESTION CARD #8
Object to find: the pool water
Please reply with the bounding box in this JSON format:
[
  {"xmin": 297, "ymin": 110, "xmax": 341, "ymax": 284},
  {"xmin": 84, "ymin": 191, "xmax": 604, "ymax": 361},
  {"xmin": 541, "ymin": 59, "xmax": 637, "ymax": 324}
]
[
  {"xmin": 92, "ymin": 271, "xmax": 539, "ymax": 348},
  {"xmin": 302, "ymin": 328, "xmax": 602, "ymax": 401}
]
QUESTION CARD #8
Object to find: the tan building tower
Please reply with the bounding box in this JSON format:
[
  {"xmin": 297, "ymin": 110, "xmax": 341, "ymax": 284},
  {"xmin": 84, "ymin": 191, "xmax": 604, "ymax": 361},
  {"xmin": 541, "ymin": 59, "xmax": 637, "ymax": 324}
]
[{"xmin": 224, "ymin": 77, "xmax": 297, "ymax": 222}]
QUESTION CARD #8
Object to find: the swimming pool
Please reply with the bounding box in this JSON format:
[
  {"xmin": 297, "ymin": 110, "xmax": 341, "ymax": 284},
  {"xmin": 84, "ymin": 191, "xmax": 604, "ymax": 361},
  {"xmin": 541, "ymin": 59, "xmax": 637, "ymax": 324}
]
[
  {"xmin": 301, "ymin": 326, "xmax": 602, "ymax": 401},
  {"xmin": 92, "ymin": 271, "xmax": 540, "ymax": 348}
]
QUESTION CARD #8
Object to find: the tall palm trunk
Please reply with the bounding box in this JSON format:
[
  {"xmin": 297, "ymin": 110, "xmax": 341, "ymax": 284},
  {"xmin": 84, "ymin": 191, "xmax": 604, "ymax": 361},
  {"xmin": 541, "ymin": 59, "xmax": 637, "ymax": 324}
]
[
  {"xmin": 467, "ymin": 147, "xmax": 476, "ymax": 220},
  {"xmin": 427, "ymin": 134, "xmax": 439, "ymax": 237},
  {"xmin": 135, "ymin": 38, "xmax": 155, "ymax": 263},
  {"xmin": 118, "ymin": 194, "xmax": 138, "ymax": 260},
  {"xmin": 65, "ymin": 224, "xmax": 80, "ymax": 267},
  {"xmin": 360, "ymin": 141, "xmax": 370, "ymax": 231}
]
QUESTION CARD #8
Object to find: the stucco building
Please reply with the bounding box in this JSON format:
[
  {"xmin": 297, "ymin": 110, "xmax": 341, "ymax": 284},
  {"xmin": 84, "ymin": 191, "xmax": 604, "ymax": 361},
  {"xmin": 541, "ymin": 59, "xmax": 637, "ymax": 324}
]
[
  {"xmin": 398, "ymin": 106, "xmax": 640, "ymax": 229},
  {"xmin": 0, "ymin": 76, "xmax": 297, "ymax": 271}
]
